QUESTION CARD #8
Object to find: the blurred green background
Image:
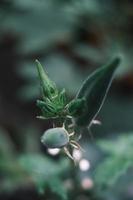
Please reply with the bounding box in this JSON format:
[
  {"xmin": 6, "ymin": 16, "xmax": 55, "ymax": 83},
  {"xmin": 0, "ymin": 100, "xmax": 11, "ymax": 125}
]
[{"xmin": 0, "ymin": 0, "xmax": 133, "ymax": 200}]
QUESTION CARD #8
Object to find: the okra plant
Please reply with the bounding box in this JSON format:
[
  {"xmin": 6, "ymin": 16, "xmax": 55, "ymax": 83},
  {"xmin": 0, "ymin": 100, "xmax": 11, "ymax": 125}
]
[{"xmin": 36, "ymin": 57, "xmax": 121, "ymax": 161}]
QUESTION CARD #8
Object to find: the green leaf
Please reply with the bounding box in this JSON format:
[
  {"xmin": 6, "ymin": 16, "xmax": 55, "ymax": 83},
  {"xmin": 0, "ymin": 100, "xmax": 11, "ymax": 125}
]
[
  {"xmin": 74, "ymin": 57, "xmax": 121, "ymax": 127},
  {"xmin": 36, "ymin": 60, "xmax": 58, "ymax": 99},
  {"xmin": 49, "ymin": 178, "xmax": 67, "ymax": 200},
  {"xmin": 37, "ymin": 100, "xmax": 55, "ymax": 111},
  {"xmin": 67, "ymin": 98, "xmax": 86, "ymax": 117},
  {"xmin": 94, "ymin": 134, "xmax": 133, "ymax": 187},
  {"xmin": 94, "ymin": 156, "xmax": 132, "ymax": 187},
  {"xmin": 59, "ymin": 89, "xmax": 67, "ymax": 106},
  {"xmin": 37, "ymin": 100, "xmax": 56, "ymax": 117},
  {"xmin": 19, "ymin": 154, "xmax": 70, "ymax": 199}
]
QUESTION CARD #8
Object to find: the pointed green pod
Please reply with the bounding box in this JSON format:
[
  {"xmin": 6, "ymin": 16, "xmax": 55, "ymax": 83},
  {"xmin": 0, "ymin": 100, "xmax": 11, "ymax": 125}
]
[
  {"xmin": 75, "ymin": 57, "xmax": 121, "ymax": 127},
  {"xmin": 41, "ymin": 128, "xmax": 69, "ymax": 148},
  {"xmin": 36, "ymin": 60, "xmax": 58, "ymax": 99}
]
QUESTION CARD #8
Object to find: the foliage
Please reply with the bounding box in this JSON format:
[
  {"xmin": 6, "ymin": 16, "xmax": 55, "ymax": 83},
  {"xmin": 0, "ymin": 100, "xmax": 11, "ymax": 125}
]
[
  {"xmin": 19, "ymin": 154, "xmax": 69, "ymax": 199},
  {"xmin": 36, "ymin": 57, "xmax": 120, "ymax": 161},
  {"xmin": 94, "ymin": 133, "xmax": 133, "ymax": 187},
  {"xmin": 36, "ymin": 57, "xmax": 120, "ymax": 125},
  {"xmin": 0, "ymin": 128, "xmax": 70, "ymax": 200},
  {"xmin": 74, "ymin": 57, "xmax": 120, "ymax": 127}
]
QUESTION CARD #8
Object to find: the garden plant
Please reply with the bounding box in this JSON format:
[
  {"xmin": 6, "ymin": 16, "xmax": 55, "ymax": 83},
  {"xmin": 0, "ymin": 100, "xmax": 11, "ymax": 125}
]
[{"xmin": 36, "ymin": 57, "xmax": 120, "ymax": 161}]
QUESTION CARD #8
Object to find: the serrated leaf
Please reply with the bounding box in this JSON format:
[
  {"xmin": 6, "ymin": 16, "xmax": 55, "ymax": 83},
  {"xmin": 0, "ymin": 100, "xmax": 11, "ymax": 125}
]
[
  {"xmin": 74, "ymin": 57, "xmax": 121, "ymax": 127},
  {"xmin": 94, "ymin": 133, "xmax": 133, "ymax": 187},
  {"xmin": 19, "ymin": 154, "xmax": 70, "ymax": 199},
  {"xmin": 94, "ymin": 156, "xmax": 132, "ymax": 187}
]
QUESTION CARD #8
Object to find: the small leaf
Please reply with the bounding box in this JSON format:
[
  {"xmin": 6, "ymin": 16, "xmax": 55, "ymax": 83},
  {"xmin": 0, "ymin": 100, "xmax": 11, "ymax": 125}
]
[
  {"xmin": 37, "ymin": 100, "xmax": 54, "ymax": 111},
  {"xmin": 59, "ymin": 88, "xmax": 67, "ymax": 106},
  {"xmin": 67, "ymin": 98, "xmax": 86, "ymax": 117},
  {"xmin": 36, "ymin": 60, "xmax": 58, "ymax": 99},
  {"xmin": 74, "ymin": 57, "xmax": 121, "ymax": 127},
  {"xmin": 36, "ymin": 100, "xmax": 47, "ymax": 108},
  {"xmin": 37, "ymin": 100, "xmax": 56, "ymax": 117}
]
